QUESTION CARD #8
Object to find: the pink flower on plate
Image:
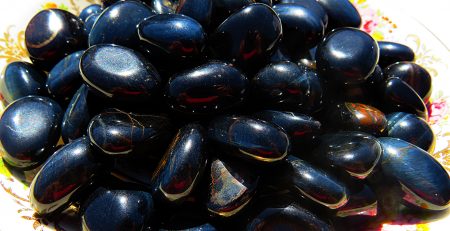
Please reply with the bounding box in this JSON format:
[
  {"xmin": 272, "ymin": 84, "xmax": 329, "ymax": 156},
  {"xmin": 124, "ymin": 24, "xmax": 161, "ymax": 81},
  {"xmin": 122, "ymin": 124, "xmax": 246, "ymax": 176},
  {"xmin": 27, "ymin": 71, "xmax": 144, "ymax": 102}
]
[
  {"xmin": 428, "ymin": 98, "xmax": 449, "ymax": 124},
  {"xmin": 363, "ymin": 20, "xmax": 378, "ymax": 34}
]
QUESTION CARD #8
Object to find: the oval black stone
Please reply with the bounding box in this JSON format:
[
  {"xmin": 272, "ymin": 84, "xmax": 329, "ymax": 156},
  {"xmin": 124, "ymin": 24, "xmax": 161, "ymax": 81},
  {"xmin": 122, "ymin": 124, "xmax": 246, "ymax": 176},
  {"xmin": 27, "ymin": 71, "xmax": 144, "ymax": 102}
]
[
  {"xmin": 279, "ymin": 0, "xmax": 328, "ymax": 28},
  {"xmin": 79, "ymin": 4, "xmax": 102, "ymax": 22},
  {"xmin": 316, "ymin": 0, "xmax": 361, "ymax": 30},
  {"xmin": 84, "ymin": 13, "xmax": 100, "ymax": 35},
  {"xmin": 378, "ymin": 41, "xmax": 415, "ymax": 68},
  {"xmin": 336, "ymin": 183, "xmax": 377, "ymax": 217},
  {"xmin": 61, "ymin": 85, "xmax": 91, "ymax": 143},
  {"xmin": 150, "ymin": 0, "xmax": 213, "ymax": 27}
]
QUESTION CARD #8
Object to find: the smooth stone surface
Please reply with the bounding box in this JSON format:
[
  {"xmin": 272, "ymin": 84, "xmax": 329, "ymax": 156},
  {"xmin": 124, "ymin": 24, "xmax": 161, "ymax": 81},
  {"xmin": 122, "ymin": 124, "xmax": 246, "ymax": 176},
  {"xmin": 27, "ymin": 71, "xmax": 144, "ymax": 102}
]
[
  {"xmin": 88, "ymin": 109, "xmax": 172, "ymax": 157},
  {"xmin": 287, "ymin": 155, "xmax": 348, "ymax": 209},
  {"xmin": 165, "ymin": 61, "xmax": 248, "ymax": 115},
  {"xmin": 151, "ymin": 123, "xmax": 206, "ymax": 203},
  {"xmin": 84, "ymin": 13, "xmax": 100, "ymax": 35},
  {"xmin": 208, "ymin": 115, "xmax": 290, "ymax": 163},
  {"xmin": 316, "ymin": 28, "xmax": 379, "ymax": 84},
  {"xmin": 279, "ymin": 0, "xmax": 328, "ymax": 27},
  {"xmin": 25, "ymin": 9, "xmax": 86, "ymax": 70},
  {"xmin": 0, "ymin": 61, "xmax": 46, "ymax": 105},
  {"xmin": 209, "ymin": 3, "xmax": 282, "ymax": 73},
  {"xmin": 378, "ymin": 41, "xmax": 415, "ymax": 68},
  {"xmin": 80, "ymin": 44, "xmax": 161, "ymax": 102},
  {"xmin": 384, "ymin": 62, "xmax": 432, "ymax": 102},
  {"xmin": 312, "ymin": 131, "xmax": 382, "ymax": 179},
  {"xmin": 252, "ymin": 61, "xmax": 323, "ymax": 114},
  {"xmin": 0, "ymin": 96, "xmax": 62, "ymax": 169},
  {"xmin": 325, "ymin": 102, "xmax": 388, "ymax": 136},
  {"xmin": 253, "ymin": 110, "xmax": 322, "ymax": 155},
  {"xmin": 61, "ymin": 85, "xmax": 90, "ymax": 143},
  {"xmin": 317, "ymin": 0, "xmax": 361, "ymax": 30},
  {"xmin": 89, "ymin": 1, "xmax": 155, "ymax": 48},
  {"xmin": 379, "ymin": 77, "xmax": 428, "ymax": 120},
  {"xmin": 386, "ymin": 112, "xmax": 435, "ymax": 153},
  {"xmin": 30, "ymin": 137, "xmax": 103, "ymax": 215},
  {"xmin": 79, "ymin": 4, "xmax": 102, "ymax": 22},
  {"xmin": 366, "ymin": 65, "xmax": 384, "ymax": 88},
  {"xmin": 208, "ymin": 158, "xmax": 259, "ymax": 217},
  {"xmin": 82, "ymin": 187, "xmax": 155, "ymax": 231},
  {"xmin": 336, "ymin": 183, "xmax": 377, "ymax": 217},
  {"xmin": 46, "ymin": 50, "xmax": 84, "ymax": 102},
  {"xmin": 151, "ymin": 0, "xmax": 213, "ymax": 27},
  {"xmin": 101, "ymin": 0, "xmax": 121, "ymax": 7},
  {"xmin": 378, "ymin": 137, "xmax": 450, "ymax": 210},
  {"xmin": 210, "ymin": 0, "xmax": 254, "ymax": 27}
]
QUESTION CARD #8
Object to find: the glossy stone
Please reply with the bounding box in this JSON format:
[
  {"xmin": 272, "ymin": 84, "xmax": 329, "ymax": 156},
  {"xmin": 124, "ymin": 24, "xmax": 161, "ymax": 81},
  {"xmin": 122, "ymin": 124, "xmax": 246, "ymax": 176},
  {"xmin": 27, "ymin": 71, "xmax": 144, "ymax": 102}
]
[
  {"xmin": 25, "ymin": 9, "xmax": 86, "ymax": 70},
  {"xmin": 84, "ymin": 13, "xmax": 100, "ymax": 35},
  {"xmin": 208, "ymin": 115, "xmax": 290, "ymax": 163},
  {"xmin": 82, "ymin": 187, "xmax": 155, "ymax": 231},
  {"xmin": 379, "ymin": 77, "xmax": 428, "ymax": 120},
  {"xmin": 273, "ymin": 4, "xmax": 325, "ymax": 58},
  {"xmin": 46, "ymin": 50, "xmax": 84, "ymax": 102},
  {"xmin": 79, "ymin": 4, "xmax": 102, "ymax": 22},
  {"xmin": 165, "ymin": 61, "xmax": 248, "ymax": 115},
  {"xmin": 378, "ymin": 137, "xmax": 450, "ymax": 210},
  {"xmin": 30, "ymin": 137, "xmax": 103, "ymax": 215},
  {"xmin": 80, "ymin": 44, "xmax": 161, "ymax": 102},
  {"xmin": 101, "ymin": 0, "xmax": 121, "ymax": 7},
  {"xmin": 150, "ymin": 0, "xmax": 212, "ymax": 27},
  {"xmin": 246, "ymin": 203, "xmax": 332, "ymax": 231},
  {"xmin": 287, "ymin": 155, "xmax": 348, "ymax": 209},
  {"xmin": 61, "ymin": 85, "xmax": 90, "ymax": 143},
  {"xmin": 209, "ymin": 3, "xmax": 282, "ymax": 73},
  {"xmin": 210, "ymin": 0, "xmax": 254, "ymax": 27},
  {"xmin": 311, "ymin": 132, "xmax": 382, "ymax": 179},
  {"xmin": 317, "ymin": 0, "xmax": 361, "ymax": 30},
  {"xmin": 0, "ymin": 61, "xmax": 46, "ymax": 105},
  {"xmin": 378, "ymin": 41, "xmax": 415, "ymax": 68},
  {"xmin": 279, "ymin": 0, "xmax": 328, "ymax": 27},
  {"xmin": 366, "ymin": 65, "xmax": 383, "ymax": 88},
  {"xmin": 88, "ymin": 109, "xmax": 172, "ymax": 157},
  {"xmin": 151, "ymin": 124, "xmax": 206, "ymax": 203},
  {"xmin": 138, "ymin": 14, "xmax": 206, "ymax": 61},
  {"xmin": 336, "ymin": 183, "xmax": 377, "ymax": 217},
  {"xmin": 0, "ymin": 96, "xmax": 62, "ymax": 169},
  {"xmin": 252, "ymin": 61, "xmax": 323, "ymax": 114},
  {"xmin": 208, "ymin": 158, "xmax": 259, "ymax": 217},
  {"xmin": 316, "ymin": 28, "xmax": 379, "ymax": 84},
  {"xmin": 324, "ymin": 102, "xmax": 388, "ymax": 136},
  {"xmin": 253, "ymin": 110, "xmax": 322, "ymax": 155},
  {"xmin": 89, "ymin": 1, "xmax": 155, "ymax": 48},
  {"xmin": 384, "ymin": 62, "xmax": 432, "ymax": 102},
  {"xmin": 386, "ymin": 112, "xmax": 435, "ymax": 153}
]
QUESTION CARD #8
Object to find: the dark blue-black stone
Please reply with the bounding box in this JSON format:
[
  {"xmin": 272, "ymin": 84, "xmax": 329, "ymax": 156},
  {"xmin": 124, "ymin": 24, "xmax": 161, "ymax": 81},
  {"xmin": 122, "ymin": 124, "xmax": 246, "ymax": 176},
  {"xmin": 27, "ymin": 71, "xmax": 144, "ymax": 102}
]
[
  {"xmin": 317, "ymin": 0, "xmax": 361, "ymax": 30},
  {"xmin": 252, "ymin": 61, "xmax": 323, "ymax": 114},
  {"xmin": 61, "ymin": 85, "xmax": 90, "ymax": 143},
  {"xmin": 0, "ymin": 96, "xmax": 62, "ymax": 169},
  {"xmin": 0, "ymin": 61, "xmax": 46, "ymax": 105},
  {"xmin": 151, "ymin": 0, "xmax": 212, "ymax": 27},
  {"xmin": 81, "ymin": 187, "xmax": 156, "ymax": 231},
  {"xmin": 316, "ymin": 28, "xmax": 379, "ymax": 85},
  {"xmin": 279, "ymin": 0, "xmax": 328, "ymax": 27},
  {"xmin": 29, "ymin": 137, "xmax": 103, "ymax": 215},
  {"xmin": 378, "ymin": 41, "xmax": 415, "ymax": 68},
  {"xmin": 84, "ymin": 13, "xmax": 100, "ymax": 35},
  {"xmin": 80, "ymin": 44, "xmax": 161, "ymax": 102},
  {"xmin": 89, "ymin": 0, "xmax": 155, "ymax": 48},
  {"xmin": 101, "ymin": 0, "xmax": 121, "ymax": 7},
  {"xmin": 210, "ymin": 0, "xmax": 254, "ymax": 28},
  {"xmin": 386, "ymin": 112, "xmax": 435, "ymax": 152},
  {"xmin": 46, "ymin": 50, "xmax": 84, "ymax": 102},
  {"xmin": 336, "ymin": 183, "xmax": 377, "ymax": 217},
  {"xmin": 25, "ymin": 9, "xmax": 86, "ymax": 71},
  {"xmin": 378, "ymin": 137, "xmax": 450, "ymax": 211},
  {"xmin": 79, "ymin": 4, "xmax": 102, "ymax": 22}
]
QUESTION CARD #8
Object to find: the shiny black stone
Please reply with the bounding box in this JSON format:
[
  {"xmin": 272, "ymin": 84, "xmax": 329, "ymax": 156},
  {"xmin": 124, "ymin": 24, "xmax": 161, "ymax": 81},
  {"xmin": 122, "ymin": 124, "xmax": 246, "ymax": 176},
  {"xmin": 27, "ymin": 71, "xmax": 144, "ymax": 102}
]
[
  {"xmin": 29, "ymin": 137, "xmax": 103, "ymax": 215},
  {"xmin": 253, "ymin": 110, "xmax": 322, "ymax": 155},
  {"xmin": 208, "ymin": 157, "xmax": 259, "ymax": 217},
  {"xmin": 84, "ymin": 13, "xmax": 100, "ymax": 35},
  {"xmin": 279, "ymin": 0, "xmax": 328, "ymax": 27},
  {"xmin": 25, "ymin": 9, "xmax": 86, "ymax": 71},
  {"xmin": 151, "ymin": 123, "xmax": 207, "ymax": 203},
  {"xmin": 366, "ymin": 65, "xmax": 383, "ymax": 88},
  {"xmin": 81, "ymin": 187, "xmax": 156, "ymax": 231},
  {"xmin": 151, "ymin": 0, "xmax": 212, "ymax": 27},
  {"xmin": 316, "ymin": 28, "xmax": 379, "ymax": 85},
  {"xmin": 377, "ymin": 137, "xmax": 450, "ymax": 211},
  {"xmin": 287, "ymin": 155, "xmax": 348, "ymax": 209},
  {"xmin": 273, "ymin": 4, "xmax": 325, "ymax": 58},
  {"xmin": 80, "ymin": 44, "xmax": 161, "ymax": 102},
  {"xmin": 61, "ymin": 85, "xmax": 90, "ymax": 143},
  {"xmin": 317, "ymin": 0, "xmax": 361, "ymax": 30},
  {"xmin": 208, "ymin": 115, "xmax": 290, "ymax": 164},
  {"xmin": 386, "ymin": 112, "xmax": 435, "ymax": 152},
  {"xmin": 384, "ymin": 62, "xmax": 432, "ymax": 103},
  {"xmin": 311, "ymin": 131, "xmax": 382, "ymax": 179},
  {"xmin": 251, "ymin": 61, "xmax": 323, "ymax": 114},
  {"xmin": 89, "ymin": 1, "xmax": 155, "ymax": 48},
  {"xmin": 378, "ymin": 41, "xmax": 415, "ymax": 68},
  {"xmin": 46, "ymin": 50, "xmax": 84, "ymax": 102},
  {"xmin": 336, "ymin": 183, "xmax": 377, "ymax": 217},
  {"xmin": 0, "ymin": 96, "xmax": 62, "ymax": 169},
  {"xmin": 165, "ymin": 61, "xmax": 248, "ymax": 115},
  {"xmin": 210, "ymin": 0, "xmax": 254, "ymax": 28},
  {"xmin": 101, "ymin": 0, "xmax": 121, "ymax": 7},
  {"xmin": 255, "ymin": 0, "xmax": 272, "ymax": 6},
  {"xmin": 379, "ymin": 77, "xmax": 428, "ymax": 120},
  {"xmin": 79, "ymin": 4, "xmax": 102, "ymax": 22},
  {"xmin": 0, "ymin": 61, "xmax": 46, "ymax": 106},
  {"xmin": 209, "ymin": 3, "xmax": 282, "ymax": 74}
]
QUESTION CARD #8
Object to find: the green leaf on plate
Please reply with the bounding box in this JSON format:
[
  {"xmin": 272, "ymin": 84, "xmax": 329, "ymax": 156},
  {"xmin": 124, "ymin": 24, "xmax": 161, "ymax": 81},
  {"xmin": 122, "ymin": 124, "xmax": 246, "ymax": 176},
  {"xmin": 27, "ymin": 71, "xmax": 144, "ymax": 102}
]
[{"xmin": 0, "ymin": 158, "xmax": 12, "ymax": 178}]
